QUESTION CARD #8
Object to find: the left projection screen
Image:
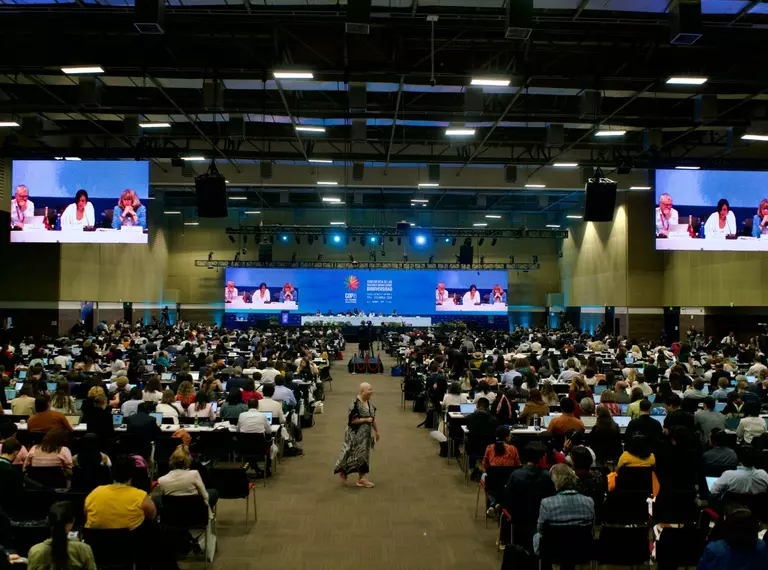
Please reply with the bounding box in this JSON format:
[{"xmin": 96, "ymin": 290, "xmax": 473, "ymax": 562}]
[{"xmin": 10, "ymin": 160, "xmax": 150, "ymax": 244}]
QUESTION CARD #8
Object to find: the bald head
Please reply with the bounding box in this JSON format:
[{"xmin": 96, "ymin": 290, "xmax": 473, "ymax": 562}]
[{"xmin": 359, "ymin": 382, "xmax": 373, "ymax": 400}]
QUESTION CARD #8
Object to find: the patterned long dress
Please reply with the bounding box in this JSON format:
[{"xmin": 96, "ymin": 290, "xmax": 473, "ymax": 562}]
[{"xmin": 334, "ymin": 398, "xmax": 376, "ymax": 476}]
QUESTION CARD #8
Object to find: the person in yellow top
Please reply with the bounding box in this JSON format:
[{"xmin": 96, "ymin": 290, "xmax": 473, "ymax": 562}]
[
  {"xmin": 609, "ymin": 433, "xmax": 660, "ymax": 496},
  {"xmin": 85, "ymin": 455, "xmax": 156, "ymax": 531}
]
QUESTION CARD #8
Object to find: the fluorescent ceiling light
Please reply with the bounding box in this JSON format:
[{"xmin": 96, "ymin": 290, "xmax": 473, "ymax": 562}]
[
  {"xmin": 225, "ymin": 180, "xmax": 230, "ymax": 183},
  {"xmin": 139, "ymin": 122, "xmax": 171, "ymax": 128},
  {"xmin": 485, "ymin": 215, "xmax": 502, "ymax": 219},
  {"xmin": 183, "ymin": 222, "xmax": 199, "ymax": 226},
  {"xmin": 445, "ymin": 129, "xmax": 476, "ymax": 136},
  {"xmin": 553, "ymin": 162, "xmax": 578, "ymax": 167},
  {"xmin": 675, "ymin": 166, "xmax": 700, "ymax": 170},
  {"xmin": 61, "ymin": 66, "xmax": 103, "ymax": 74},
  {"xmin": 666, "ymin": 76, "xmax": 708, "ymax": 85},
  {"xmin": 330, "ymin": 221, "xmax": 346, "ymax": 225},
  {"xmin": 181, "ymin": 156, "xmax": 206, "ymax": 162},
  {"xmin": 317, "ymin": 181, "xmax": 338, "ymax": 186},
  {"xmin": 273, "ymin": 71, "xmax": 314, "ymax": 80},
  {"xmin": 164, "ymin": 211, "xmax": 182, "ymax": 215},
  {"xmin": 566, "ymin": 215, "xmax": 583, "ymax": 219},
  {"xmin": 470, "ymin": 78, "xmax": 510, "ymax": 87},
  {"xmin": 595, "ymin": 130, "xmax": 627, "ymax": 137},
  {"xmin": 473, "ymin": 223, "xmax": 488, "ymax": 227},
  {"xmin": 322, "ymin": 197, "xmax": 342, "ymax": 202},
  {"xmin": 409, "ymin": 223, "xmax": 416, "ymax": 227},
  {"xmin": 0, "ymin": 121, "xmax": 20, "ymax": 128},
  {"xmin": 630, "ymin": 186, "xmax": 652, "ymax": 190},
  {"xmin": 229, "ymin": 196, "xmax": 247, "ymax": 200},
  {"xmin": 64, "ymin": 157, "xmax": 81, "ymax": 161},
  {"xmin": 742, "ymin": 134, "xmax": 768, "ymax": 142},
  {"xmin": 410, "ymin": 199, "xmax": 429, "ymax": 203},
  {"xmin": 295, "ymin": 126, "xmax": 325, "ymax": 133},
  {"xmin": 525, "ymin": 184, "xmax": 546, "ymax": 188},
  {"xmin": 418, "ymin": 183, "xmax": 439, "ymax": 188},
  {"xmin": 244, "ymin": 211, "xmax": 261, "ymax": 214},
  {"xmin": 309, "ymin": 159, "xmax": 333, "ymax": 163},
  {"xmin": 546, "ymin": 224, "xmax": 561, "ymax": 228}
]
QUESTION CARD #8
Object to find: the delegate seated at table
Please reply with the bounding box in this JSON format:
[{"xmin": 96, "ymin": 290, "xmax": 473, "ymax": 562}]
[
  {"xmin": 10, "ymin": 184, "xmax": 34, "ymax": 229},
  {"xmin": 462, "ymin": 285, "xmax": 481, "ymax": 306},
  {"xmin": 224, "ymin": 281, "xmax": 238, "ymax": 303},
  {"xmin": 435, "ymin": 283, "xmax": 450, "ymax": 305},
  {"xmin": 751, "ymin": 199, "xmax": 768, "ymax": 238},
  {"xmin": 61, "ymin": 190, "xmax": 96, "ymax": 230},
  {"xmin": 111, "ymin": 189, "xmax": 147, "ymax": 229},
  {"xmin": 279, "ymin": 283, "xmax": 296, "ymax": 303},
  {"xmin": 704, "ymin": 198, "xmax": 737, "ymax": 238},
  {"xmin": 252, "ymin": 283, "xmax": 271, "ymax": 304},
  {"xmin": 655, "ymin": 193, "xmax": 678, "ymax": 237}
]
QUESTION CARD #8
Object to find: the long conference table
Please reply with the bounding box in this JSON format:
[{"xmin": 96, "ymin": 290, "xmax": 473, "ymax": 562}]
[
  {"xmin": 300, "ymin": 315, "xmax": 432, "ymax": 326},
  {"xmin": 12, "ymin": 420, "xmax": 281, "ymax": 435},
  {"xmin": 11, "ymin": 228, "xmax": 149, "ymax": 243},
  {"xmin": 656, "ymin": 236, "xmax": 768, "ymax": 251}
]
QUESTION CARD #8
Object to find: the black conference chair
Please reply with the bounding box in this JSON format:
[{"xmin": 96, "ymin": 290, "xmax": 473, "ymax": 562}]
[
  {"xmin": 596, "ymin": 525, "xmax": 651, "ymax": 567},
  {"xmin": 160, "ymin": 495, "xmax": 212, "ymax": 568},
  {"xmin": 82, "ymin": 528, "xmax": 139, "ymax": 570},
  {"xmin": 537, "ymin": 524, "xmax": 595, "ymax": 568},
  {"xmin": 210, "ymin": 466, "xmax": 257, "ymax": 528},
  {"xmin": 234, "ymin": 433, "xmax": 272, "ymax": 485},
  {"xmin": 25, "ymin": 466, "xmax": 68, "ymax": 489},
  {"xmin": 655, "ymin": 527, "xmax": 707, "ymax": 570},
  {"xmin": 475, "ymin": 465, "xmax": 517, "ymax": 526}
]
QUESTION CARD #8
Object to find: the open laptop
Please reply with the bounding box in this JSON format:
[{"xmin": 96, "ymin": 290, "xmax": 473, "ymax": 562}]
[
  {"xmin": 650, "ymin": 415, "xmax": 664, "ymax": 425},
  {"xmin": 614, "ymin": 416, "xmax": 631, "ymax": 428},
  {"xmin": 65, "ymin": 415, "xmax": 81, "ymax": 426},
  {"xmin": 714, "ymin": 402, "xmax": 726, "ymax": 413},
  {"xmin": 4, "ymin": 390, "xmax": 16, "ymax": 400},
  {"xmin": 705, "ymin": 476, "xmax": 718, "ymax": 493},
  {"xmin": 113, "ymin": 414, "xmax": 123, "ymax": 426},
  {"xmin": 619, "ymin": 403, "xmax": 629, "ymax": 415},
  {"xmin": 263, "ymin": 411, "xmax": 273, "ymax": 424},
  {"xmin": 16, "ymin": 370, "xmax": 27, "ymax": 380},
  {"xmin": 541, "ymin": 416, "xmax": 554, "ymax": 429},
  {"xmin": 150, "ymin": 413, "xmax": 163, "ymax": 426},
  {"xmin": 161, "ymin": 373, "xmax": 173, "ymax": 381},
  {"xmin": 581, "ymin": 416, "xmax": 597, "ymax": 428},
  {"xmin": 459, "ymin": 403, "xmax": 476, "ymax": 415},
  {"xmin": 47, "ymin": 382, "xmax": 57, "ymax": 392},
  {"xmin": 594, "ymin": 385, "xmax": 606, "ymax": 395}
]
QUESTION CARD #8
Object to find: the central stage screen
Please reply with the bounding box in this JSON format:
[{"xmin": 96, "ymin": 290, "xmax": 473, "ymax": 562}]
[
  {"xmin": 655, "ymin": 168, "xmax": 768, "ymax": 251},
  {"xmin": 224, "ymin": 268, "xmax": 509, "ymax": 315}
]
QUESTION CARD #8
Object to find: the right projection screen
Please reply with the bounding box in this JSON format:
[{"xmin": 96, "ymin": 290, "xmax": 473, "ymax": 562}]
[{"xmin": 655, "ymin": 169, "xmax": 768, "ymax": 251}]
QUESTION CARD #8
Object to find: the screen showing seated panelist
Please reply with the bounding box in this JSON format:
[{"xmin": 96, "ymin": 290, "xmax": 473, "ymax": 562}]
[
  {"xmin": 655, "ymin": 168, "xmax": 768, "ymax": 251},
  {"xmin": 224, "ymin": 268, "xmax": 509, "ymax": 315},
  {"xmin": 10, "ymin": 160, "xmax": 150, "ymax": 244}
]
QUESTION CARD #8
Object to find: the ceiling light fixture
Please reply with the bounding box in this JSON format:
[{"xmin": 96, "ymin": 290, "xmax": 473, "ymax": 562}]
[
  {"xmin": 64, "ymin": 157, "xmax": 81, "ymax": 161},
  {"xmin": 595, "ymin": 130, "xmax": 627, "ymax": 137},
  {"xmin": 183, "ymin": 222, "xmax": 199, "ymax": 226},
  {"xmin": 630, "ymin": 186, "xmax": 652, "ymax": 190},
  {"xmin": 546, "ymin": 224, "xmax": 561, "ymax": 228},
  {"xmin": 418, "ymin": 183, "xmax": 439, "ymax": 188},
  {"xmin": 61, "ymin": 66, "xmax": 104, "ymax": 74},
  {"xmin": 139, "ymin": 122, "xmax": 171, "ymax": 128},
  {"xmin": 181, "ymin": 156, "xmax": 206, "ymax": 162},
  {"xmin": 322, "ymin": 197, "xmax": 342, "ymax": 202},
  {"xmin": 317, "ymin": 181, "xmax": 338, "ymax": 186},
  {"xmin": 330, "ymin": 221, "xmax": 346, "ymax": 225},
  {"xmin": 308, "ymin": 159, "xmax": 333, "ymax": 163},
  {"xmin": 675, "ymin": 166, "xmax": 701, "ymax": 170},
  {"xmin": 525, "ymin": 184, "xmax": 546, "ymax": 188},
  {"xmin": 666, "ymin": 76, "xmax": 708, "ymax": 85},
  {"xmin": 742, "ymin": 134, "xmax": 768, "ymax": 142},
  {"xmin": 164, "ymin": 211, "xmax": 182, "ymax": 215},
  {"xmin": 445, "ymin": 129, "xmax": 476, "ymax": 136},
  {"xmin": 273, "ymin": 71, "xmax": 314, "ymax": 80},
  {"xmin": 473, "ymin": 223, "xmax": 488, "ymax": 227},
  {"xmin": 229, "ymin": 196, "xmax": 247, "ymax": 200},
  {"xmin": 295, "ymin": 126, "xmax": 325, "ymax": 133},
  {"xmin": 244, "ymin": 211, "xmax": 261, "ymax": 214},
  {"xmin": 0, "ymin": 121, "xmax": 20, "ymax": 128},
  {"xmin": 410, "ymin": 199, "xmax": 429, "ymax": 203},
  {"xmin": 485, "ymin": 215, "xmax": 502, "ymax": 219},
  {"xmin": 553, "ymin": 162, "xmax": 579, "ymax": 167},
  {"xmin": 566, "ymin": 215, "xmax": 583, "ymax": 219},
  {"xmin": 470, "ymin": 78, "xmax": 511, "ymax": 87}
]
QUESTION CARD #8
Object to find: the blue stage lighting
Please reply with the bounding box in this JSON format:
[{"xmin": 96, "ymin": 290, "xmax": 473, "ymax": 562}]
[
  {"xmin": 333, "ymin": 235, "xmax": 342, "ymax": 243},
  {"xmin": 415, "ymin": 235, "xmax": 427, "ymax": 246},
  {"xmin": 444, "ymin": 238, "xmax": 450, "ymax": 243},
  {"xmin": 370, "ymin": 236, "xmax": 377, "ymax": 243},
  {"xmin": 281, "ymin": 235, "xmax": 288, "ymax": 242}
]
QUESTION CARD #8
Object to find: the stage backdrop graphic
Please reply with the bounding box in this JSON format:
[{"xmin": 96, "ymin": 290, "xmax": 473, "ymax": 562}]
[
  {"xmin": 224, "ymin": 268, "xmax": 509, "ymax": 315},
  {"xmin": 655, "ymin": 169, "xmax": 768, "ymax": 251},
  {"xmin": 10, "ymin": 160, "xmax": 150, "ymax": 244}
]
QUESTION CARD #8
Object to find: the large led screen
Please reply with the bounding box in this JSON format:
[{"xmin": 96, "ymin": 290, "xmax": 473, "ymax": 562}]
[
  {"xmin": 655, "ymin": 169, "xmax": 768, "ymax": 251},
  {"xmin": 10, "ymin": 160, "xmax": 150, "ymax": 244},
  {"xmin": 224, "ymin": 268, "xmax": 509, "ymax": 315}
]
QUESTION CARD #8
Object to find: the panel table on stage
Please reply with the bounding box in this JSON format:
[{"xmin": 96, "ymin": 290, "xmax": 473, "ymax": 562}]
[
  {"xmin": 11, "ymin": 229, "xmax": 148, "ymax": 243},
  {"xmin": 300, "ymin": 316, "xmax": 432, "ymax": 326}
]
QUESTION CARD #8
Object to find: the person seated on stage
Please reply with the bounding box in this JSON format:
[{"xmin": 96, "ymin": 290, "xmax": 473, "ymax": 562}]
[
  {"xmin": 462, "ymin": 285, "xmax": 481, "ymax": 306},
  {"xmin": 491, "ymin": 284, "xmax": 507, "ymax": 304},
  {"xmin": 27, "ymin": 396, "xmax": 73, "ymax": 434},
  {"xmin": 252, "ymin": 282, "xmax": 271, "ymax": 304},
  {"xmin": 533, "ymin": 464, "xmax": 595, "ymax": 557},
  {"xmin": 704, "ymin": 198, "xmax": 737, "ymax": 237},
  {"xmin": 279, "ymin": 282, "xmax": 295, "ymax": 303},
  {"xmin": 224, "ymin": 280, "xmax": 238, "ymax": 303},
  {"xmin": 751, "ymin": 199, "xmax": 768, "ymax": 238},
  {"xmin": 60, "ymin": 189, "xmax": 96, "ymax": 229},
  {"xmin": 435, "ymin": 282, "xmax": 450, "ymax": 305},
  {"xmin": 10, "ymin": 184, "xmax": 34, "ymax": 230},
  {"xmin": 656, "ymin": 192, "xmax": 679, "ymax": 237},
  {"xmin": 111, "ymin": 189, "xmax": 147, "ymax": 230}
]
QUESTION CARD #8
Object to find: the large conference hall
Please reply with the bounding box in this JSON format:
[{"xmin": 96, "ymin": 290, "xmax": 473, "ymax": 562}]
[{"xmin": 2, "ymin": 1, "xmax": 768, "ymax": 569}]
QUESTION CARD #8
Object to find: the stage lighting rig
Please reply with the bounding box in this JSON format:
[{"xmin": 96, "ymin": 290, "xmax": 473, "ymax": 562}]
[
  {"xmin": 428, "ymin": 254, "xmax": 434, "ymax": 264},
  {"xmin": 233, "ymin": 252, "xmax": 240, "ymax": 262},
  {"xmin": 317, "ymin": 253, "xmax": 324, "ymax": 261},
  {"xmin": 207, "ymin": 251, "xmax": 214, "ymax": 261},
  {"xmin": 403, "ymin": 253, "xmax": 408, "ymax": 261},
  {"xmin": 291, "ymin": 252, "xmax": 297, "ymax": 262},
  {"xmin": 228, "ymin": 236, "xmax": 235, "ymax": 244},
  {"xmin": 348, "ymin": 253, "xmax": 355, "ymax": 263},
  {"xmin": 480, "ymin": 255, "xmax": 485, "ymax": 264}
]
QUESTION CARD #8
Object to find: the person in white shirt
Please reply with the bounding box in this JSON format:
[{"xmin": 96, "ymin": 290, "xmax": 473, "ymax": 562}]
[
  {"xmin": 10, "ymin": 184, "xmax": 34, "ymax": 229},
  {"xmin": 747, "ymin": 356, "xmax": 768, "ymax": 377},
  {"xmin": 704, "ymin": 198, "xmax": 737, "ymax": 238},
  {"xmin": 721, "ymin": 332, "xmax": 737, "ymax": 347},
  {"xmin": 224, "ymin": 281, "xmax": 238, "ymax": 303},
  {"xmin": 557, "ymin": 359, "xmax": 580, "ymax": 383},
  {"xmin": 435, "ymin": 282, "xmax": 450, "ymax": 305},
  {"xmin": 60, "ymin": 189, "xmax": 96, "ymax": 229},
  {"xmin": 155, "ymin": 389, "xmax": 183, "ymax": 420},
  {"xmin": 53, "ymin": 352, "xmax": 72, "ymax": 369},
  {"xmin": 259, "ymin": 362, "xmax": 280, "ymax": 384},
  {"xmin": 186, "ymin": 392, "xmax": 215, "ymax": 421},
  {"xmin": 152, "ymin": 446, "xmax": 218, "ymax": 511},
  {"xmin": 736, "ymin": 403, "xmax": 767, "ymax": 444},
  {"xmin": 258, "ymin": 384, "xmax": 286, "ymax": 424},
  {"xmin": 441, "ymin": 382, "xmax": 468, "ymax": 408},
  {"xmin": 237, "ymin": 399, "xmax": 272, "ymax": 434},
  {"xmin": 252, "ymin": 282, "xmax": 271, "ymax": 304},
  {"xmin": 655, "ymin": 193, "xmax": 679, "ymax": 237},
  {"xmin": 462, "ymin": 285, "xmax": 481, "ymax": 307}
]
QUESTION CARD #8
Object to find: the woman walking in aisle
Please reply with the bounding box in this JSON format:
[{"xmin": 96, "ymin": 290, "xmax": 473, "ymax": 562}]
[{"xmin": 334, "ymin": 382, "xmax": 380, "ymax": 488}]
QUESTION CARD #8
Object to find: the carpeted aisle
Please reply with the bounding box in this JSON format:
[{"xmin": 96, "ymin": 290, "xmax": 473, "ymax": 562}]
[{"xmin": 194, "ymin": 344, "xmax": 499, "ymax": 570}]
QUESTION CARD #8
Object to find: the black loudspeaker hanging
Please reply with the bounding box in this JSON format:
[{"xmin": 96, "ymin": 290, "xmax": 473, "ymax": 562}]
[
  {"xmin": 583, "ymin": 167, "xmax": 617, "ymax": 222},
  {"xmin": 195, "ymin": 161, "xmax": 227, "ymax": 218}
]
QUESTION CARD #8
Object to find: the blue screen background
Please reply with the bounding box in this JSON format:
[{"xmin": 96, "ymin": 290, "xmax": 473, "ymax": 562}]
[
  {"xmin": 655, "ymin": 169, "xmax": 768, "ymax": 208},
  {"xmin": 224, "ymin": 268, "xmax": 508, "ymax": 315}
]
